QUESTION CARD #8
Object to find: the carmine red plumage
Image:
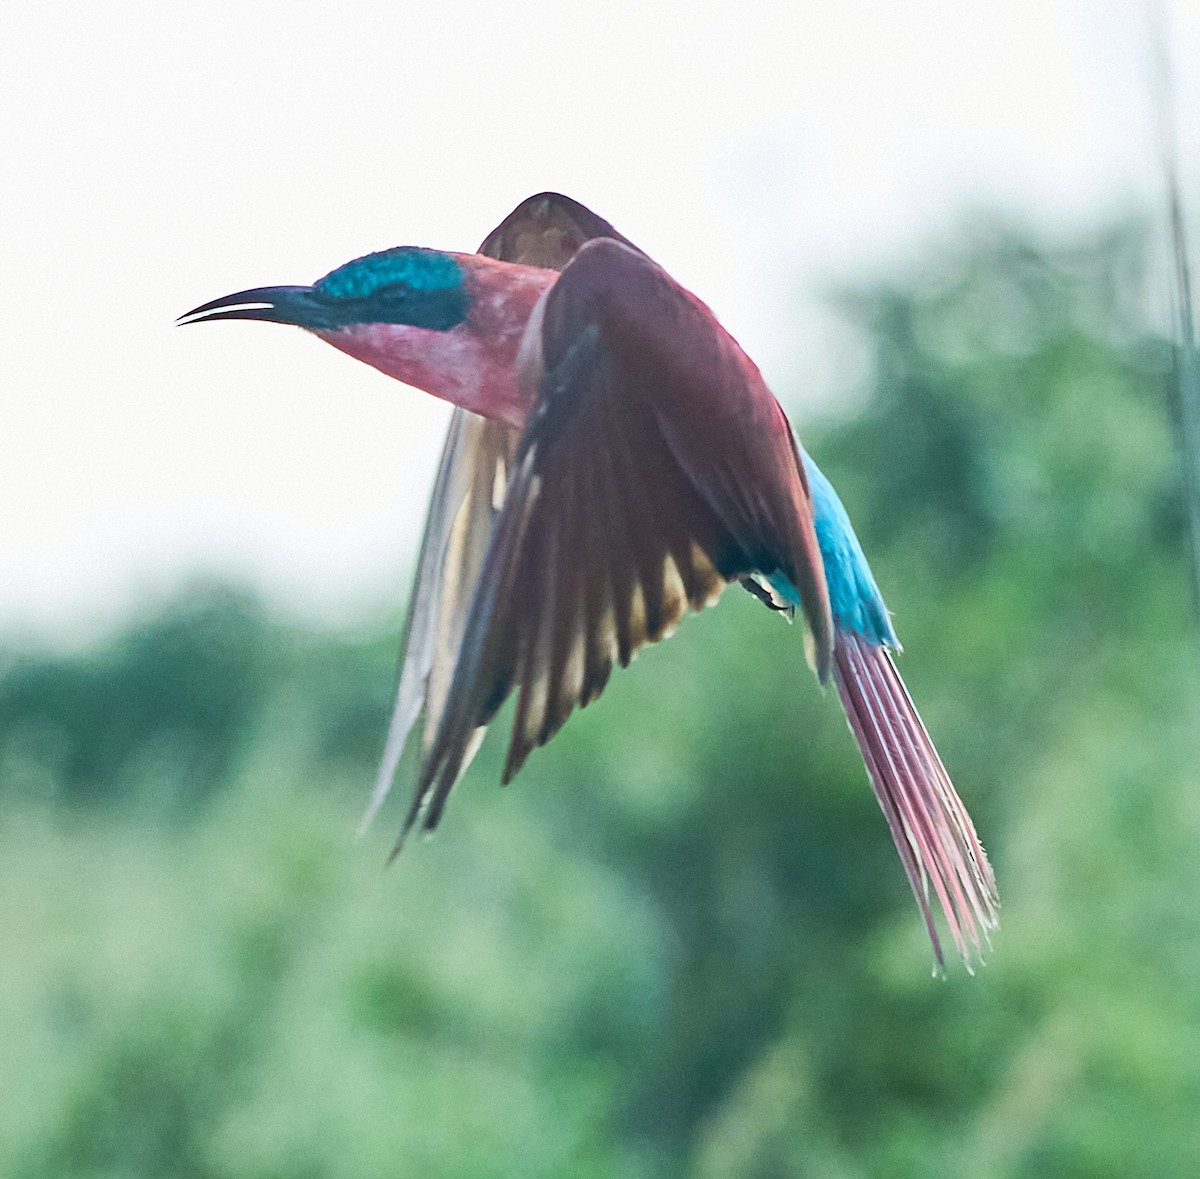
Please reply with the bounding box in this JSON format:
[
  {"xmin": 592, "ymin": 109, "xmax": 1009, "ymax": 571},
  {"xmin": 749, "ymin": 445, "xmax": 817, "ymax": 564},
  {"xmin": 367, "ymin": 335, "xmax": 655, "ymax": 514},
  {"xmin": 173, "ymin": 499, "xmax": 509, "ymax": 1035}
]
[{"xmin": 316, "ymin": 254, "xmax": 555, "ymax": 428}]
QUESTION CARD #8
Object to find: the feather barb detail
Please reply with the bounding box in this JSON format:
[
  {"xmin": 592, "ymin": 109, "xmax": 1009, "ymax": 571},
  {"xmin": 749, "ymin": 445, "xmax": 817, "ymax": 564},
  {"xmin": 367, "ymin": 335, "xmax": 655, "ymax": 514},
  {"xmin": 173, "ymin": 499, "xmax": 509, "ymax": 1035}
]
[{"xmin": 833, "ymin": 632, "xmax": 998, "ymax": 972}]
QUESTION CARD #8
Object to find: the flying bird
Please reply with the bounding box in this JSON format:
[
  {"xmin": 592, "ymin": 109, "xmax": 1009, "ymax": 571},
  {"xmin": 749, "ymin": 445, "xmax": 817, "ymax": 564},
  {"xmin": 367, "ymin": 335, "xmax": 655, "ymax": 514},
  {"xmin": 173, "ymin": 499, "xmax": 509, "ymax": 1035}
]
[{"xmin": 180, "ymin": 193, "xmax": 998, "ymax": 970}]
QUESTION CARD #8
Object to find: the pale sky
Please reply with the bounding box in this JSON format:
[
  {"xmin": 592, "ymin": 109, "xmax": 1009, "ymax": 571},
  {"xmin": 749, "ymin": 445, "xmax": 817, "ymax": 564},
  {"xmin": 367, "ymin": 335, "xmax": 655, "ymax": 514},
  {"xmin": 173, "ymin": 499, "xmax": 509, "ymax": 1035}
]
[{"xmin": 2, "ymin": 1, "xmax": 1196, "ymax": 638}]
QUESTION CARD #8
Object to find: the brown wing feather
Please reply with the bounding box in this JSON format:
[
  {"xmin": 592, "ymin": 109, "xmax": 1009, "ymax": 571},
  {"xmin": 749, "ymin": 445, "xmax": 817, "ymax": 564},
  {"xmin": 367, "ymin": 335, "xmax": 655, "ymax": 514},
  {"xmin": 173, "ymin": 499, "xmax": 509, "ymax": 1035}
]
[
  {"xmin": 479, "ymin": 192, "xmax": 639, "ymax": 270},
  {"xmin": 397, "ymin": 241, "xmax": 829, "ymax": 846},
  {"xmin": 404, "ymin": 362, "xmax": 735, "ymax": 840},
  {"xmin": 364, "ymin": 407, "xmax": 517, "ymax": 830}
]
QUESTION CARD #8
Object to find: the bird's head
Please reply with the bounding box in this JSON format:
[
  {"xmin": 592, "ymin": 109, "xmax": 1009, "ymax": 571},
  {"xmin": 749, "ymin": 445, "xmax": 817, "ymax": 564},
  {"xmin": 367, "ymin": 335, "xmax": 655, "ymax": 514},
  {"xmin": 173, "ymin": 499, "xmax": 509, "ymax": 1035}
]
[
  {"xmin": 180, "ymin": 246, "xmax": 555, "ymax": 426},
  {"xmin": 178, "ymin": 246, "xmax": 472, "ymax": 332}
]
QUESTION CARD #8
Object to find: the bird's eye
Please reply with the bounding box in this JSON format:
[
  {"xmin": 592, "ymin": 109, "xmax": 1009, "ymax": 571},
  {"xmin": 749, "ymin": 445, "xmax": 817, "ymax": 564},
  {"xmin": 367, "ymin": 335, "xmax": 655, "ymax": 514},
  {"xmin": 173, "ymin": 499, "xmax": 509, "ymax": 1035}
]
[{"xmin": 375, "ymin": 284, "xmax": 410, "ymax": 305}]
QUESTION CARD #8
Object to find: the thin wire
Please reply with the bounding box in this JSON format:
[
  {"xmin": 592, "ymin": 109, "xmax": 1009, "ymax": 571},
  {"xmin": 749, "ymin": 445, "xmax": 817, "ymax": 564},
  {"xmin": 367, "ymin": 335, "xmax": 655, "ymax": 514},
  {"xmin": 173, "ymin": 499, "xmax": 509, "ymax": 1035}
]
[{"xmin": 1149, "ymin": 2, "xmax": 1200, "ymax": 636}]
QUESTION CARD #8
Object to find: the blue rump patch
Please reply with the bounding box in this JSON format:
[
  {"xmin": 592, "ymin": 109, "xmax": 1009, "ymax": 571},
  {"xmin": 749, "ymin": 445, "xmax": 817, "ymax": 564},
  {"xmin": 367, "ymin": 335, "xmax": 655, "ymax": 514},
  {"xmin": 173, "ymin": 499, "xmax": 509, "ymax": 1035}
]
[{"xmin": 799, "ymin": 452, "xmax": 898, "ymax": 647}]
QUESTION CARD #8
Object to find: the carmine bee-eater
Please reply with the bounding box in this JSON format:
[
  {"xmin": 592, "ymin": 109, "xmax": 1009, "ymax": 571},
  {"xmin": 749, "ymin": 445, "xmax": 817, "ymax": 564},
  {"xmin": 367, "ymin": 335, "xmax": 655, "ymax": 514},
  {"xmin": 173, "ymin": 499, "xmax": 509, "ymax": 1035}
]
[{"xmin": 180, "ymin": 193, "xmax": 998, "ymax": 970}]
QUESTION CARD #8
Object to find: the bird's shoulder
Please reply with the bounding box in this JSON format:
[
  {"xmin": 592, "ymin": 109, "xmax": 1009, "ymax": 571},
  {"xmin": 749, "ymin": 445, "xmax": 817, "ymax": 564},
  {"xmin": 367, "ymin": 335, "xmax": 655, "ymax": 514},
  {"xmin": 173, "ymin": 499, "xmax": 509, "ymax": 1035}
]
[{"xmin": 537, "ymin": 238, "xmax": 779, "ymax": 437}]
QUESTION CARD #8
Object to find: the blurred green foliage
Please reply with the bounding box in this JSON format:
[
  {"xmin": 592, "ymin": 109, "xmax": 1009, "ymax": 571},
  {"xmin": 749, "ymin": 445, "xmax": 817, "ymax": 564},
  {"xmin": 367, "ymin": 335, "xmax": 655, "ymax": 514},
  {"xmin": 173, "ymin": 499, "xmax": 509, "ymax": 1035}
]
[{"xmin": 2, "ymin": 219, "xmax": 1198, "ymax": 1178}]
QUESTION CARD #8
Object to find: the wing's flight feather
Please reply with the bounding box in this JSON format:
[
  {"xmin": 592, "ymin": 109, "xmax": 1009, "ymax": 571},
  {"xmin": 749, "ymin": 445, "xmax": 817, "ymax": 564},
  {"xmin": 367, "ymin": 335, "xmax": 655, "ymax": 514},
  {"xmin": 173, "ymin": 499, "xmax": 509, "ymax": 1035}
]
[
  {"xmin": 420, "ymin": 416, "xmax": 516, "ymax": 748},
  {"xmin": 363, "ymin": 408, "xmax": 516, "ymax": 830}
]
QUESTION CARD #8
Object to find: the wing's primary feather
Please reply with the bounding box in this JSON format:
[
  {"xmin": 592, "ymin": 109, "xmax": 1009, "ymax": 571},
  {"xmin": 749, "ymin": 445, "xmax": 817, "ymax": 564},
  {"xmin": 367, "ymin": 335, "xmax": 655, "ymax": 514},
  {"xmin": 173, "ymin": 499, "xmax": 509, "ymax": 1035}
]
[{"xmin": 363, "ymin": 408, "xmax": 516, "ymax": 829}]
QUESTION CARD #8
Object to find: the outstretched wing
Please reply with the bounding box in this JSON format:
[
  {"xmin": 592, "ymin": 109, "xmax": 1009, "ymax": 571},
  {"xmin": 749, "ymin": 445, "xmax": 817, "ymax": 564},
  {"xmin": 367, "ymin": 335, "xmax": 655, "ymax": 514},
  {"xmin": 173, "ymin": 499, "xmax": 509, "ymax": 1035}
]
[
  {"xmin": 398, "ymin": 238, "xmax": 832, "ymax": 844},
  {"xmin": 366, "ymin": 195, "xmax": 633, "ymax": 826}
]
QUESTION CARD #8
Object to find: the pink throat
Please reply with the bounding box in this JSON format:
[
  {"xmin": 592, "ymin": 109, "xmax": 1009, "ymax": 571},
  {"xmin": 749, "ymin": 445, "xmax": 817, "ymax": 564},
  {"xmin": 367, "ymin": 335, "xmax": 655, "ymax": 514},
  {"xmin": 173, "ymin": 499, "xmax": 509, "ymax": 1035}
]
[{"xmin": 314, "ymin": 257, "xmax": 555, "ymax": 429}]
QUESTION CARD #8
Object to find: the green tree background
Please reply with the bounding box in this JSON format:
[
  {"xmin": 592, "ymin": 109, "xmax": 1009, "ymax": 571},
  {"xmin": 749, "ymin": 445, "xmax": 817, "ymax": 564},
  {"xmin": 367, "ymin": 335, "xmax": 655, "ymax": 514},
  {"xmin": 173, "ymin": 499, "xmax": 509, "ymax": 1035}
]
[{"xmin": 1, "ymin": 218, "xmax": 1196, "ymax": 1178}]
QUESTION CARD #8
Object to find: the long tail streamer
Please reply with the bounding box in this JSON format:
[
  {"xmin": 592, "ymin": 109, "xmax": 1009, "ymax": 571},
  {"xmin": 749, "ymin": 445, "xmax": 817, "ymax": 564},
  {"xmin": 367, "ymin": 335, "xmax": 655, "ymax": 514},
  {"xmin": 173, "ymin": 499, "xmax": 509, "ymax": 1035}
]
[{"xmin": 834, "ymin": 631, "xmax": 999, "ymax": 972}]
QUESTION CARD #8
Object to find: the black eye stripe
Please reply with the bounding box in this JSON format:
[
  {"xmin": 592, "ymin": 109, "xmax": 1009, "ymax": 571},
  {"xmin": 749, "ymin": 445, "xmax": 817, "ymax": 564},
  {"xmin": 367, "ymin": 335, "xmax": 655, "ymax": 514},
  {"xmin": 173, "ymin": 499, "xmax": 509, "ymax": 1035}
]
[{"xmin": 323, "ymin": 284, "xmax": 470, "ymax": 331}]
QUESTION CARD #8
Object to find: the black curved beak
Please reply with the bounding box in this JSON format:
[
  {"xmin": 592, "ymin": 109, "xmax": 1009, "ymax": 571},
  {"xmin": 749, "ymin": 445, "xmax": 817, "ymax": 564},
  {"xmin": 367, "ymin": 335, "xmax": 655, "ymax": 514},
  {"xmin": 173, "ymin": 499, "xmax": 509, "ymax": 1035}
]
[{"xmin": 177, "ymin": 285, "xmax": 336, "ymax": 328}]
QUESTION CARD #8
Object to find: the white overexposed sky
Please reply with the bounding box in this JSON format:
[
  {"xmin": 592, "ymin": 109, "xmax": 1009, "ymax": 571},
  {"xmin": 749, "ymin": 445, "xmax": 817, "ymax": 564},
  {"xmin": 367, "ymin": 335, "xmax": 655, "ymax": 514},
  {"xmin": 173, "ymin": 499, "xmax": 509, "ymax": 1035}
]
[{"xmin": 1, "ymin": 0, "xmax": 1196, "ymax": 638}]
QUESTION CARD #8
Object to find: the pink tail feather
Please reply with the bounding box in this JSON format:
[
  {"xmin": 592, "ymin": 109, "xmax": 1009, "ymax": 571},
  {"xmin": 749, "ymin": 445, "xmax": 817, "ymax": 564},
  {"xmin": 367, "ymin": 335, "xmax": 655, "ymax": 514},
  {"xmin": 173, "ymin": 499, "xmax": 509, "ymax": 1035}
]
[{"xmin": 833, "ymin": 632, "xmax": 998, "ymax": 972}]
